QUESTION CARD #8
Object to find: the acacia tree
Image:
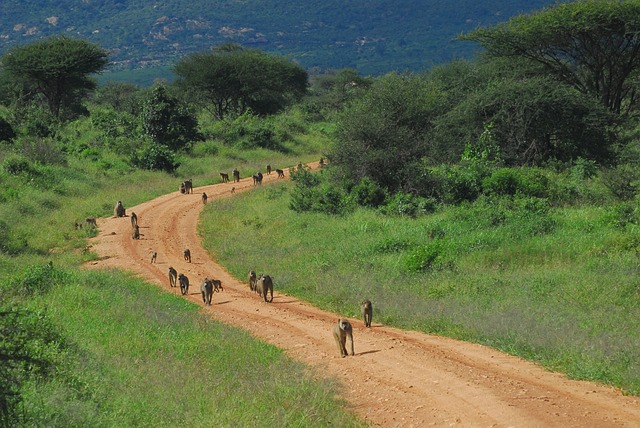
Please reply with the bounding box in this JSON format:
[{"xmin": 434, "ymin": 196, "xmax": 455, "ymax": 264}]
[
  {"xmin": 173, "ymin": 44, "xmax": 308, "ymax": 119},
  {"xmin": 1, "ymin": 36, "xmax": 109, "ymax": 119},
  {"xmin": 461, "ymin": 0, "xmax": 640, "ymax": 114}
]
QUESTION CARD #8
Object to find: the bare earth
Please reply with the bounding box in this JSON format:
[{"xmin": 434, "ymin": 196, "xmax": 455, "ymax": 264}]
[{"xmin": 86, "ymin": 164, "xmax": 640, "ymax": 427}]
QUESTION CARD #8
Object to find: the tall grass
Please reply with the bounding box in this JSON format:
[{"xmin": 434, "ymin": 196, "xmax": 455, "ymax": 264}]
[
  {"xmin": 13, "ymin": 269, "xmax": 360, "ymax": 427},
  {"xmin": 199, "ymin": 182, "xmax": 640, "ymax": 394}
]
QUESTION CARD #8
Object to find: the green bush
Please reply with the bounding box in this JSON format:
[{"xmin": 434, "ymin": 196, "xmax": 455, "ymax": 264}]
[
  {"xmin": 0, "ymin": 116, "xmax": 16, "ymax": 142},
  {"xmin": 351, "ymin": 177, "xmax": 386, "ymax": 208},
  {"xmin": 482, "ymin": 167, "xmax": 549, "ymax": 198},
  {"xmin": 381, "ymin": 192, "xmax": 436, "ymax": 217},
  {"xmin": 3, "ymin": 155, "xmax": 33, "ymax": 176},
  {"xmin": 601, "ymin": 164, "xmax": 640, "ymax": 201},
  {"xmin": 131, "ymin": 143, "xmax": 179, "ymax": 173},
  {"xmin": 8, "ymin": 262, "xmax": 69, "ymax": 296}
]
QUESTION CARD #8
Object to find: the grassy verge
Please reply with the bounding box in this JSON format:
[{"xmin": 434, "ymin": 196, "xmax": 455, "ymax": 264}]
[
  {"xmin": 0, "ymin": 139, "xmax": 361, "ymax": 425},
  {"xmin": 199, "ymin": 181, "xmax": 640, "ymax": 395},
  {"xmin": 14, "ymin": 269, "xmax": 361, "ymax": 427}
]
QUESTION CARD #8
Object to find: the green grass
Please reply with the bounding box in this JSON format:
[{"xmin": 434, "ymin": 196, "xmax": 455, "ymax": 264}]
[
  {"xmin": 0, "ymin": 118, "xmax": 359, "ymax": 426},
  {"xmin": 15, "ymin": 269, "xmax": 361, "ymax": 427},
  {"xmin": 199, "ymin": 181, "xmax": 640, "ymax": 395}
]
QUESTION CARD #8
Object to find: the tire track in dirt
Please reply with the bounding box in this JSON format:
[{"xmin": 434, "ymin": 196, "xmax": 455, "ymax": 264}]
[{"xmin": 86, "ymin": 163, "xmax": 640, "ymax": 427}]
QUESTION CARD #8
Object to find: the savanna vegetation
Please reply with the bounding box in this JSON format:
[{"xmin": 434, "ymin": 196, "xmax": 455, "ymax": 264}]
[{"xmin": 3, "ymin": 0, "xmax": 640, "ymax": 425}]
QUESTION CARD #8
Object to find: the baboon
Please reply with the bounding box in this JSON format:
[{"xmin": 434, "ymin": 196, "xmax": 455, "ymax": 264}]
[
  {"xmin": 276, "ymin": 169, "xmax": 285, "ymax": 178},
  {"xmin": 248, "ymin": 270, "xmax": 257, "ymax": 292},
  {"xmin": 361, "ymin": 300, "xmax": 373, "ymax": 328},
  {"xmin": 132, "ymin": 224, "xmax": 140, "ymax": 239},
  {"xmin": 202, "ymin": 192, "xmax": 208, "ymax": 205},
  {"xmin": 168, "ymin": 267, "xmax": 177, "ymax": 287},
  {"xmin": 183, "ymin": 248, "xmax": 191, "ymax": 263},
  {"xmin": 130, "ymin": 212, "xmax": 138, "ymax": 228},
  {"xmin": 231, "ymin": 187, "xmax": 236, "ymax": 194},
  {"xmin": 297, "ymin": 161, "xmax": 303, "ymax": 171},
  {"xmin": 256, "ymin": 274, "xmax": 274, "ymax": 303},
  {"xmin": 114, "ymin": 201, "xmax": 125, "ymax": 217},
  {"xmin": 180, "ymin": 182, "xmax": 186, "ymax": 194},
  {"xmin": 253, "ymin": 172, "xmax": 263, "ymax": 185},
  {"xmin": 319, "ymin": 157, "xmax": 325, "ymax": 168},
  {"xmin": 220, "ymin": 172, "xmax": 229, "ymax": 183},
  {"xmin": 178, "ymin": 273, "xmax": 189, "ymax": 295},
  {"xmin": 74, "ymin": 221, "xmax": 83, "ymax": 230},
  {"xmin": 85, "ymin": 218, "xmax": 97, "ymax": 227},
  {"xmin": 150, "ymin": 251, "xmax": 157, "ymax": 263},
  {"xmin": 183, "ymin": 179, "xmax": 193, "ymax": 194},
  {"xmin": 232, "ymin": 168, "xmax": 240, "ymax": 182},
  {"xmin": 212, "ymin": 278, "xmax": 223, "ymax": 293},
  {"xmin": 201, "ymin": 278, "xmax": 213, "ymax": 305},
  {"xmin": 266, "ymin": 164, "xmax": 272, "ymax": 175},
  {"xmin": 333, "ymin": 318, "xmax": 354, "ymax": 357}
]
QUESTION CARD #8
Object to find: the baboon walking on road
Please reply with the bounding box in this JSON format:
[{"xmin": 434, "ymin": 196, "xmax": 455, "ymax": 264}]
[
  {"xmin": 202, "ymin": 192, "xmax": 208, "ymax": 205},
  {"xmin": 130, "ymin": 212, "xmax": 138, "ymax": 228},
  {"xmin": 361, "ymin": 300, "xmax": 373, "ymax": 328},
  {"xmin": 183, "ymin": 248, "xmax": 191, "ymax": 263},
  {"xmin": 132, "ymin": 224, "xmax": 140, "ymax": 239},
  {"xmin": 220, "ymin": 172, "xmax": 229, "ymax": 183},
  {"xmin": 150, "ymin": 251, "xmax": 157, "ymax": 263},
  {"xmin": 178, "ymin": 273, "xmax": 189, "ymax": 295},
  {"xmin": 248, "ymin": 270, "xmax": 257, "ymax": 292},
  {"xmin": 168, "ymin": 267, "xmax": 177, "ymax": 287},
  {"xmin": 232, "ymin": 168, "xmax": 240, "ymax": 182},
  {"xmin": 201, "ymin": 278, "xmax": 213, "ymax": 305},
  {"xmin": 256, "ymin": 274, "xmax": 274, "ymax": 302},
  {"xmin": 333, "ymin": 318, "xmax": 354, "ymax": 357}
]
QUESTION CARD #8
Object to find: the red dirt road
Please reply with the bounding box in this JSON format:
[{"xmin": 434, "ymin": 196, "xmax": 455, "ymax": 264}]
[{"xmin": 86, "ymin": 165, "xmax": 640, "ymax": 427}]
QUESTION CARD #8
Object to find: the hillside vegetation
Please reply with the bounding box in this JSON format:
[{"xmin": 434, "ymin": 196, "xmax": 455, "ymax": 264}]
[
  {"xmin": 0, "ymin": 0, "xmax": 560, "ymax": 83},
  {"xmin": 3, "ymin": 0, "xmax": 640, "ymax": 425}
]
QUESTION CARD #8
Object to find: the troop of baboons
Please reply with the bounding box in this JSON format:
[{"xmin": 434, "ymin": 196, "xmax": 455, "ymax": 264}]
[{"xmin": 107, "ymin": 160, "xmax": 371, "ymax": 359}]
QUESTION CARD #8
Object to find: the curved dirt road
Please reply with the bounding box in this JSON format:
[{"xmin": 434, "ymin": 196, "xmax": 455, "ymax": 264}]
[{"xmin": 86, "ymin": 165, "xmax": 640, "ymax": 427}]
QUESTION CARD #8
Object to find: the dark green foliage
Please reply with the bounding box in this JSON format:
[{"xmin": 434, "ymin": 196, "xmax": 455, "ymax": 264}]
[
  {"xmin": 0, "ymin": 117, "xmax": 15, "ymax": 142},
  {"xmin": 289, "ymin": 168, "xmax": 349, "ymax": 215},
  {"xmin": 482, "ymin": 168, "xmax": 549, "ymax": 198},
  {"xmin": 601, "ymin": 164, "xmax": 640, "ymax": 201},
  {"xmin": 332, "ymin": 73, "xmax": 440, "ymax": 193},
  {"xmin": 141, "ymin": 85, "xmax": 201, "ymax": 151},
  {"xmin": 380, "ymin": 192, "xmax": 436, "ymax": 218},
  {"xmin": 2, "ymin": 155, "xmax": 32, "ymax": 176},
  {"xmin": 1, "ymin": 36, "xmax": 108, "ymax": 119},
  {"xmin": 131, "ymin": 143, "xmax": 179, "ymax": 173},
  {"xmin": 351, "ymin": 177, "xmax": 386, "ymax": 208},
  {"xmin": 173, "ymin": 45, "xmax": 308, "ymax": 119},
  {"xmin": 461, "ymin": 1, "xmax": 640, "ymax": 114}
]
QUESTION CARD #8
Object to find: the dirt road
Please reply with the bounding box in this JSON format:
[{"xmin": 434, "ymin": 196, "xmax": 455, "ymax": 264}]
[{"xmin": 86, "ymin": 165, "xmax": 640, "ymax": 427}]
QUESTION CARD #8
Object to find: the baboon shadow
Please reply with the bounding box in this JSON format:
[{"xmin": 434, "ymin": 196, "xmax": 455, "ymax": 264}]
[
  {"xmin": 272, "ymin": 298, "xmax": 298, "ymax": 304},
  {"xmin": 357, "ymin": 350, "xmax": 381, "ymax": 356},
  {"xmin": 215, "ymin": 300, "xmax": 232, "ymax": 305}
]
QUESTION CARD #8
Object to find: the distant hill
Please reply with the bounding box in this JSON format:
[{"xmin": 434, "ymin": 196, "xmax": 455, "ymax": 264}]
[{"xmin": 0, "ymin": 0, "xmax": 563, "ymax": 84}]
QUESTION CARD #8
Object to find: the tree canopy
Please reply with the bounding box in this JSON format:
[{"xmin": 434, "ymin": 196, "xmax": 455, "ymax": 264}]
[
  {"xmin": 461, "ymin": 0, "xmax": 640, "ymax": 114},
  {"xmin": 1, "ymin": 36, "xmax": 109, "ymax": 119},
  {"xmin": 173, "ymin": 44, "xmax": 308, "ymax": 119}
]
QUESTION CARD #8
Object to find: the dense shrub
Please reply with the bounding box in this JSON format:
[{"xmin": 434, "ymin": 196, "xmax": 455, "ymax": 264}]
[
  {"xmin": 405, "ymin": 239, "xmax": 455, "ymax": 272},
  {"xmin": 380, "ymin": 192, "xmax": 437, "ymax": 217},
  {"xmin": 601, "ymin": 164, "xmax": 639, "ymax": 201},
  {"xmin": 131, "ymin": 143, "xmax": 179, "ymax": 173},
  {"xmin": 351, "ymin": 177, "xmax": 386, "ymax": 208},
  {"xmin": 3, "ymin": 155, "xmax": 33, "ymax": 176},
  {"xmin": 482, "ymin": 167, "xmax": 549, "ymax": 198},
  {"xmin": 0, "ymin": 116, "xmax": 16, "ymax": 142},
  {"xmin": 8, "ymin": 262, "xmax": 69, "ymax": 296}
]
